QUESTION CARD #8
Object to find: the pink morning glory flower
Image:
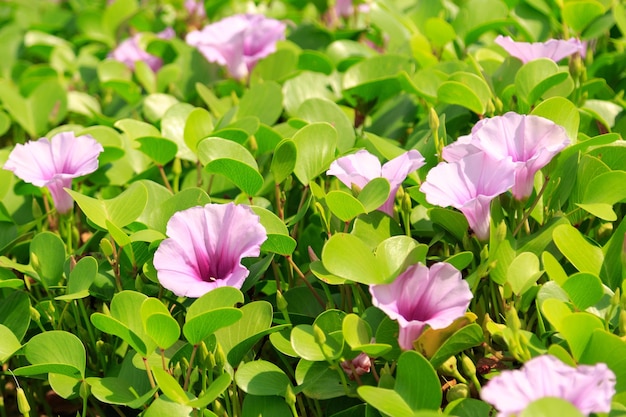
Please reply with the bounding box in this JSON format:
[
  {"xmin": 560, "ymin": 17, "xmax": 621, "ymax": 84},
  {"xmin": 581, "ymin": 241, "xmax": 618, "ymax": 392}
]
[
  {"xmin": 327, "ymin": 149, "xmax": 425, "ymax": 216},
  {"xmin": 3, "ymin": 132, "xmax": 103, "ymax": 214},
  {"xmin": 186, "ymin": 14, "xmax": 286, "ymax": 80},
  {"xmin": 495, "ymin": 35, "xmax": 586, "ymax": 64},
  {"xmin": 442, "ymin": 112, "xmax": 570, "ymax": 200},
  {"xmin": 420, "ymin": 152, "xmax": 516, "ymax": 241},
  {"xmin": 369, "ymin": 262, "xmax": 472, "ymax": 350},
  {"xmin": 153, "ymin": 203, "xmax": 267, "ymax": 298},
  {"xmin": 110, "ymin": 27, "xmax": 175, "ymax": 72},
  {"xmin": 481, "ymin": 355, "xmax": 615, "ymax": 417}
]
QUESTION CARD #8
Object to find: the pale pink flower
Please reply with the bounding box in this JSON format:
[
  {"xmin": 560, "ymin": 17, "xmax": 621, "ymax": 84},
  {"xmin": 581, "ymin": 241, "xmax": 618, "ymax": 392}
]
[
  {"xmin": 370, "ymin": 262, "xmax": 472, "ymax": 350},
  {"xmin": 186, "ymin": 14, "xmax": 286, "ymax": 80},
  {"xmin": 110, "ymin": 27, "xmax": 175, "ymax": 71},
  {"xmin": 442, "ymin": 112, "xmax": 570, "ymax": 200},
  {"xmin": 495, "ymin": 35, "xmax": 586, "ymax": 64},
  {"xmin": 340, "ymin": 352, "xmax": 371, "ymax": 380},
  {"xmin": 327, "ymin": 149, "xmax": 425, "ymax": 216},
  {"xmin": 3, "ymin": 132, "xmax": 103, "ymax": 214},
  {"xmin": 185, "ymin": 0, "xmax": 206, "ymax": 19},
  {"xmin": 335, "ymin": 0, "xmax": 354, "ymax": 18},
  {"xmin": 481, "ymin": 355, "xmax": 615, "ymax": 417},
  {"xmin": 153, "ymin": 203, "xmax": 267, "ymax": 298},
  {"xmin": 420, "ymin": 152, "xmax": 516, "ymax": 241}
]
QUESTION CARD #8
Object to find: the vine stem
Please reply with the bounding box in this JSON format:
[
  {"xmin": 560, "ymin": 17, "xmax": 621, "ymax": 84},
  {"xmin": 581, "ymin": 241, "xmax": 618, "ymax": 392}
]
[
  {"xmin": 286, "ymin": 256, "xmax": 325, "ymax": 308},
  {"xmin": 513, "ymin": 176, "xmax": 549, "ymax": 237},
  {"xmin": 183, "ymin": 344, "xmax": 199, "ymax": 391}
]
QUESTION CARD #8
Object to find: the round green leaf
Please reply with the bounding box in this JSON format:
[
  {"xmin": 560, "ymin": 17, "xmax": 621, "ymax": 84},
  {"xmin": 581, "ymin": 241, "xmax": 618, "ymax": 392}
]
[
  {"xmin": 198, "ymin": 137, "xmax": 263, "ymax": 195},
  {"xmin": 322, "ymin": 233, "xmax": 386, "ymax": 285},
  {"xmin": 15, "ymin": 331, "xmax": 85, "ymax": 378},
  {"xmin": 184, "ymin": 107, "xmax": 213, "ymax": 152},
  {"xmin": 562, "ymin": 0, "xmax": 605, "ymax": 33},
  {"xmin": 67, "ymin": 181, "xmax": 148, "ymax": 229},
  {"xmin": 136, "ymin": 136, "xmax": 178, "ymax": 166},
  {"xmin": 237, "ymin": 81, "xmax": 283, "ymax": 125},
  {"xmin": 293, "ymin": 123, "xmax": 337, "ymax": 185},
  {"xmin": 0, "ymin": 324, "xmax": 21, "ymax": 363},
  {"xmin": 235, "ymin": 360, "xmax": 291, "ymax": 397},
  {"xmin": 271, "ymin": 139, "xmax": 297, "ymax": 184},
  {"xmin": 326, "ymin": 190, "xmax": 366, "ymax": 221},
  {"xmin": 30, "ymin": 231, "xmax": 65, "ymax": 287},
  {"xmin": 520, "ymin": 397, "xmax": 584, "ymax": 417},
  {"xmin": 183, "ymin": 308, "xmax": 243, "ymax": 345},
  {"xmin": 141, "ymin": 298, "xmax": 180, "ymax": 350},
  {"xmin": 295, "ymin": 98, "xmax": 355, "ymax": 152},
  {"xmin": 561, "ymin": 272, "xmax": 604, "ymax": 311}
]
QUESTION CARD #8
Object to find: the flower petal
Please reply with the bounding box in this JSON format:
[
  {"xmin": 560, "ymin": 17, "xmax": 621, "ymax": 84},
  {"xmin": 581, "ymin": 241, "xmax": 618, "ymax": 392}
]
[{"xmin": 154, "ymin": 203, "xmax": 267, "ymax": 298}]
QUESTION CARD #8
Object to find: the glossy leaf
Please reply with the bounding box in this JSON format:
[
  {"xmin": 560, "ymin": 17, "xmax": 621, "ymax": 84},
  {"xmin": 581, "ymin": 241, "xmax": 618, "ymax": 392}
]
[
  {"xmin": 293, "ymin": 123, "xmax": 337, "ymax": 185},
  {"xmin": 235, "ymin": 360, "xmax": 292, "ymax": 397}
]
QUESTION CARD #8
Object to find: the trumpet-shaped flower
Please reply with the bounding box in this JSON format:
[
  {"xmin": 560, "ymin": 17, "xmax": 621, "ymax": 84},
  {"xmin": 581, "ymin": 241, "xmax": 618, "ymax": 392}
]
[
  {"xmin": 186, "ymin": 14, "xmax": 286, "ymax": 80},
  {"xmin": 110, "ymin": 27, "xmax": 175, "ymax": 71},
  {"xmin": 153, "ymin": 203, "xmax": 267, "ymax": 298},
  {"xmin": 327, "ymin": 149, "xmax": 425, "ymax": 216},
  {"xmin": 420, "ymin": 152, "xmax": 516, "ymax": 241},
  {"xmin": 495, "ymin": 35, "xmax": 586, "ymax": 63},
  {"xmin": 481, "ymin": 355, "xmax": 615, "ymax": 417},
  {"xmin": 369, "ymin": 262, "xmax": 472, "ymax": 350},
  {"xmin": 3, "ymin": 132, "xmax": 103, "ymax": 214},
  {"xmin": 442, "ymin": 112, "xmax": 570, "ymax": 200}
]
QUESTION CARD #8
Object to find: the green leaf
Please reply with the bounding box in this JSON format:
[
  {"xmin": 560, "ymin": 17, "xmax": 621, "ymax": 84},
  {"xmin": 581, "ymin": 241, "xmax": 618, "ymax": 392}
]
[
  {"xmin": 515, "ymin": 59, "xmax": 571, "ymax": 105},
  {"xmin": 358, "ymin": 178, "xmax": 391, "ymax": 213},
  {"xmin": 293, "ymin": 123, "xmax": 337, "ymax": 185},
  {"xmin": 531, "ymin": 97, "xmax": 579, "ymax": 144},
  {"xmin": 296, "ymin": 98, "xmax": 355, "ymax": 152},
  {"xmin": 553, "ymin": 224, "xmax": 603, "ymax": 276},
  {"xmin": 559, "ymin": 312, "xmax": 603, "ymax": 360},
  {"xmin": 429, "ymin": 208, "xmax": 469, "ymax": 241},
  {"xmin": 146, "ymin": 187, "xmax": 210, "ymax": 233},
  {"xmin": 0, "ymin": 291, "xmax": 30, "ymax": 341},
  {"xmin": 241, "ymin": 394, "xmax": 292, "ymax": 417},
  {"xmin": 322, "ymin": 233, "xmax": 386, "ymax": 285},
  {"xmin": 184, "ymin": 107, "xmax": 214, "ymax": 153},
  {"xmin": 143, "ymin": 396, "xmax": 192, "ymax": 417},
  {"xmin": 428, "ymin": 324, "xmax": 484, "ymax": 369},
  {"xmin": 250, "ymin": 206, "xmax": 296, "ymax": 255},
  {"xmin": 237, "ymin": 81, "xmax": 283, "ymax": 125},
  {"xmin": 187, "ymin": 373, "xmax": 231, "ymax": 409},
  {"xmin": 136, "ymin": 136, "xmax": 178, "ymax": 166},
  {"xmin": 141, "ymin": 298, "xmax": 180, "ymax": 350},
  {"xmin": 271, "ymin": 139, "xmax": 297, "ymax": 185},
  {"xmin": 507, "ymin": 252, "xmax": 543, "ymax": 296},
  {"xmin": 521, "ymin": 397, "xmax": 584, "ymax": 417},
  {"xmin": 183, "ymin": 308, "xmax": 243, "ymax": 345},
  {"xmin": 235, "ymin": 360, "xmax": 292, "ymax": 397},
  {"xmin": 152, "ymin": 367, "xmax": 188, "ymax": 404},
  {"xmin": 161, "ymin": 102, "xmax": 195, "ymax": 161},
  {"xmin": 56, "ymin": 256, "xmax": 98, "ymax": 300},
  {"xmin": 30, "ymin": 231, "xmax": 65, "ymax": 287},
  {"xmin": 579, "ymin": 329, "xmax": 626, "ymax": 392},
  {"xmin": 437, "ymin": 72, "xmax": 491, "ymax": 115},
  {"xmin": 67, "ymin": 182, "xmax": 148, "ymax": 229},
  {"xmin": 562, "ymin": 0, "xmax": 605, "ymax": 33},
  {"xmin": 0, "ymin": 324, "xmax": 21, "ymax": 363},
  {"xmin": 14, "ymin": 331, "xmax": 85, "ymax": 378},
  {"xmin": 561, "ymin": 272, "xmax": 604, "ymax": 310},
  {"xmin": 214, "ymin": 301, "xmax": 276, "ymax": 367},
  {"xmin": 198, "ymin": 137, "xmax": 263, "ymax": 195},
  {"xmin": 326, "ymin": 190, "xmax": 366, "ymax": 221},
  {"xmin": 358, "ymin": 351, "xmax": 440, "ymax": 415},
  {"xmin": 296, "ymin": 360, "xmax": 354, "ymax": 400}
]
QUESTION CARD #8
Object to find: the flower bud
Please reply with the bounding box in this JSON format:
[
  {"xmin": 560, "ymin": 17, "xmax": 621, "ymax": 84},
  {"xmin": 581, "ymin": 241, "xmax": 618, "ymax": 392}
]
[
  {"xmin": 284, "ymin": 384, "xmax": 297, "ymax": 409},
  {"xmin": 172, "ymin": 157, "xmax": 182, "ymax": 176},
  {"xmin": 313, "ymin": 324, "xmax": 326, "ymax": 346},
  {"xmin": 100, "ymin": 238, "xmax": 114, "ymax": 258},
  {"xmin": 429, "ymin": 107, "xmax": 440, "ymax": 132},
  {"xmin": 17, "ymin": 387, "xmax": 31, "ymax": 415},
  {"xmin": 460, "ymin": 354, "xmax": 477, "ymax": 379},
  {"xmin": 439, "ymin": 356, "xmax": 467, "ymax": 383},
  {"xmin": 446, "ymin": 383, "xmax": 470, "ymax": 402},
  {"xmin": 276, "ymin": 290, "xmax": 288, "ymax": 312},
  {"xmin": 29, "ymin": 306, "xmax": 41, "ymax": 324}
]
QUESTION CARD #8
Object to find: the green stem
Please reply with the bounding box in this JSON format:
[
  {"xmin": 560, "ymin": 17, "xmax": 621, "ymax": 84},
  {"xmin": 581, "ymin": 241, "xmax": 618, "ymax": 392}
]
[{"xmin": 184, "ymin": 344, "xmax": 199, "ymax": 391}]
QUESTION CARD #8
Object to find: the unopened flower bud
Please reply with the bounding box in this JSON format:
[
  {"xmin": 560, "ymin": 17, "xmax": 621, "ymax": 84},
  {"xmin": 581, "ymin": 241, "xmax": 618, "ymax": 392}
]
[
  {"xmin": 100, "ymin": 238, "xmax": 114, "ymax": 258},
  {"xmin": 313, "ymin": 324, "xmax": 326, "ymax": 346},
  {"xmin": 506, "ymin": 306, "xmax": 522, "ymax": 331},
  {"xmin": 276, "ymin": 290, "xmax": 288, "ymax": 312},
  {"xmin": 429, "ymin": 107, "xmax": 440, "ymax": 132},
  {"xmin": 446, "ymin": 383, "xmax": 470, "ymax": 402},
  {"xmin": 461, "ymin": 354, "xmax": 477, "ymax": 379},
  {"xmin": 172, "ymin": 157, "xmax": 182, "ymax": 176},
  {"xmin": 284, "ymin": 384, "xmax": 297, "ymax": 409},
  {"xmin": 17, "ymin": 387, "xmax": 30, "ymax": 415},
  {"xmin": 439, "ymin": 356, "xmax": 467, "ymax": 383},
  {"xmin": 29, "ymin": 306, "xmax": 41, "ymax": 323}
]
